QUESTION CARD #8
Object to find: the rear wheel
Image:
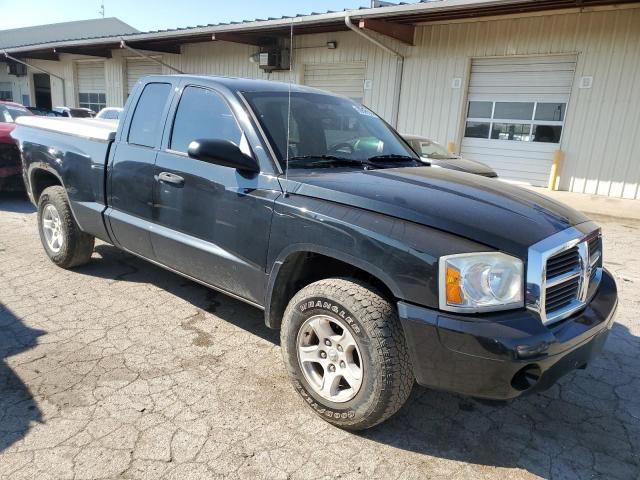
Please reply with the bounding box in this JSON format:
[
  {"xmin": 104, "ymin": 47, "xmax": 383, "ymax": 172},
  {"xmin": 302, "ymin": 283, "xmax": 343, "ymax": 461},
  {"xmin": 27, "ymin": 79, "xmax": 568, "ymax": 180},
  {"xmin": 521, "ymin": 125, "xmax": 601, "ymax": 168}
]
[
  {"xmin": 37, "ymin": 186, "xmax": 94, "ymax": 268},
  {"xmin": 281, "ymin": 277, "xmax": 414, "ymax": 430}
]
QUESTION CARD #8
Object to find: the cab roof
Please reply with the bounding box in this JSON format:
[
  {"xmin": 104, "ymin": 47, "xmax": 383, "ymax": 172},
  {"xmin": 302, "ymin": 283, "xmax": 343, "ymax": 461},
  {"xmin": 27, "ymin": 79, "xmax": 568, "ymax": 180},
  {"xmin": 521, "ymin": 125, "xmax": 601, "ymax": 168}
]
[{"xmin": 141, "ymin": 74, "xmax": 332, "ymax": 96}]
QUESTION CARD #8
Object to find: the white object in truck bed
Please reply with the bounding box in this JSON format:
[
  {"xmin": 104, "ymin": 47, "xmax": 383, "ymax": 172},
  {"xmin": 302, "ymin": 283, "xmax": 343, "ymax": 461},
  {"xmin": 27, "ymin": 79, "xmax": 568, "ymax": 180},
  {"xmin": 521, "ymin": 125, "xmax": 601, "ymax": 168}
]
[{"xmin": 16, "ymin": 116, "xmax": 117, "ymax": 142}]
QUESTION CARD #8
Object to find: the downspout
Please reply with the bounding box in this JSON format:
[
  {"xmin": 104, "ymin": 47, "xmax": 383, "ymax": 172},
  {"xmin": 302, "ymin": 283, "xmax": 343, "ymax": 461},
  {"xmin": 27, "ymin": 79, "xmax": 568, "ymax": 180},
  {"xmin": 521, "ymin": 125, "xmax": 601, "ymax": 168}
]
[
  {"xmin": 2, "ymin": 51, "xmax": 67, "ymax": 105},
  {"xmin": 344, "ymin": 15, "xmax": 404, "ymax": 128},
  {"xmin": 119, "ymin": 40, "xmax": 184, "ymax": 74}
]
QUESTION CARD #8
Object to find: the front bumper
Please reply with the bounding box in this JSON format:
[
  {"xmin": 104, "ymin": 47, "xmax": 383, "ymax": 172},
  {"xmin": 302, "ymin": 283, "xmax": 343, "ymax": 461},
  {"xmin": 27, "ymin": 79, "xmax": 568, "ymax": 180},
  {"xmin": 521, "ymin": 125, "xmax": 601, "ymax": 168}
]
[{"xmin": 398, "ymin": 269, "xmax": 618, "ymax": 400}]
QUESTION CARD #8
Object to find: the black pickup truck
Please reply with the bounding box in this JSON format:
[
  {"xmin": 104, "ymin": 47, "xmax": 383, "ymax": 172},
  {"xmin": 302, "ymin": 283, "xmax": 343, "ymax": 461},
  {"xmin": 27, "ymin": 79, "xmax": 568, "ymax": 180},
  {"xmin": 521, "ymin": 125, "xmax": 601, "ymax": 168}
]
[{"xmin": 12, "ymin": 75, "xmax": 618, "ymax": 430}]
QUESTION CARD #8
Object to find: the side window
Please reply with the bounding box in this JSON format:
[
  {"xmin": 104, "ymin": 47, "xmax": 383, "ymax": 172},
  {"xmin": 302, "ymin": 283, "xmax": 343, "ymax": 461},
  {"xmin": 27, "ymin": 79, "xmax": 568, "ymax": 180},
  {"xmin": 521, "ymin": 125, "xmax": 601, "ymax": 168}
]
[
  {"xmin": 170, "ymin": 86, "xmax": 243, "ymax": 153},
  {"xmin": 128, "ymin": 82, "xmax": 172, "ymax": 148}
]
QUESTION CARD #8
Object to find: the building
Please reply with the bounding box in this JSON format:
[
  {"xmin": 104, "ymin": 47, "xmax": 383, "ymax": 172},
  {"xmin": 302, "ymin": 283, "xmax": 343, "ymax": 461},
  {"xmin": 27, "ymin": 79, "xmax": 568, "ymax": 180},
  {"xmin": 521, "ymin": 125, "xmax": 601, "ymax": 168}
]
[
  {"xmin": 1, "ymin": 0, "xmax": 639, "ymax": 199},
  {"xmin": 0, "ymin": 17, "xmax": 138, "ymax": 109}
]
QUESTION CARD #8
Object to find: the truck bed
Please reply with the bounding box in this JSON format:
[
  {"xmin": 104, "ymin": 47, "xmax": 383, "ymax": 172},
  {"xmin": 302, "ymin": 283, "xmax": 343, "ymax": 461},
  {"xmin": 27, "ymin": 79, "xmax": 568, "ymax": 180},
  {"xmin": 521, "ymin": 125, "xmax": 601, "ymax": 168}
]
[{"xmin": 11, "ymin": 116, "xmax": 116, "ymax": 242}]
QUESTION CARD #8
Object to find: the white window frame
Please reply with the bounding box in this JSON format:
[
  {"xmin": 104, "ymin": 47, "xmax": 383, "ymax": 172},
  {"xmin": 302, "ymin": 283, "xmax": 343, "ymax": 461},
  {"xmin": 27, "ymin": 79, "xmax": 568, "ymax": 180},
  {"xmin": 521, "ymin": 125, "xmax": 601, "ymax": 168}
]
[
  {"xmin": 465, "ymin": 100, "xmax": 566, "ymax": 143},
  {"xmin": 78, "ymin": 92, "xmax": 107, "ymax": 113}
]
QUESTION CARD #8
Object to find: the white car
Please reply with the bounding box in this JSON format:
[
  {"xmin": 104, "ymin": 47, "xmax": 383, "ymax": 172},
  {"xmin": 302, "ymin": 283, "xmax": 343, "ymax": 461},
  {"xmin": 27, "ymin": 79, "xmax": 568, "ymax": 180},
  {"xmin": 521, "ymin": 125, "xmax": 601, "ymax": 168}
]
[{"xmin": 95, "ymin": 107, "xmax": 123, "ymax": 121}]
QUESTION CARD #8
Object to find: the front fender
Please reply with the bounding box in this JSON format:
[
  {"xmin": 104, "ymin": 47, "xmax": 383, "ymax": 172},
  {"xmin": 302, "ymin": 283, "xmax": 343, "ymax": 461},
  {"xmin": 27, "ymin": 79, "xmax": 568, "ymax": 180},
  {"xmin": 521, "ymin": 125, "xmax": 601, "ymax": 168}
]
[{"xmin": 266, "ymin": 194, "xmax": 492, "ymax": 320}]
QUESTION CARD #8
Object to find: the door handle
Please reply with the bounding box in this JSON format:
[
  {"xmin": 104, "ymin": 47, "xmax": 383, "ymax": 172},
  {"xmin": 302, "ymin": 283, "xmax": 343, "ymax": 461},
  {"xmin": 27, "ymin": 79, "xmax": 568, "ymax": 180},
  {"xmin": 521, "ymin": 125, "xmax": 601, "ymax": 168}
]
[{"xmin": 156, "ymin": 171, "xmax": 184, "ymax": 187}]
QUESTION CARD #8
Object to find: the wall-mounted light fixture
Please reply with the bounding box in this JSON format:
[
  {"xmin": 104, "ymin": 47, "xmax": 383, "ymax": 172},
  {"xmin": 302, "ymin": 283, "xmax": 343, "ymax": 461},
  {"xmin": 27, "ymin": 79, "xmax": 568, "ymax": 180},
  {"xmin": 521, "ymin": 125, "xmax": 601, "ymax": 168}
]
[{"xmin": 327, "ymin": 41, "xmax": 337, "ymax": 49}]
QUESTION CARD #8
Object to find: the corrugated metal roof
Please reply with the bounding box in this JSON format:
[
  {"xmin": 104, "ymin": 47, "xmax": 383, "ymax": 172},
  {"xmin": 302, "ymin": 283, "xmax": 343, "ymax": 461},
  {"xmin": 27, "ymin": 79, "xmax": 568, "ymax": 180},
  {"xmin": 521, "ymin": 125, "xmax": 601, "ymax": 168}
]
[
  {"xmin": 1, "ymin": 0, "xmax": 638, "ymax": 54},
  {"xmin": 0, "ymin": 17, "xmax": 138, "ymax": 50}
]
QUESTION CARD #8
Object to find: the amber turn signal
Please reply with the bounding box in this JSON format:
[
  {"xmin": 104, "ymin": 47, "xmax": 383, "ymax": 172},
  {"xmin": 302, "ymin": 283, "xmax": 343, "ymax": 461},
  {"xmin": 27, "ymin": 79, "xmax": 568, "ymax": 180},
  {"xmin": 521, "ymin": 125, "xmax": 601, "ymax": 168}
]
[{"xmin": 445, "ymin": 265, "xmax": 464, "ymax": 305}]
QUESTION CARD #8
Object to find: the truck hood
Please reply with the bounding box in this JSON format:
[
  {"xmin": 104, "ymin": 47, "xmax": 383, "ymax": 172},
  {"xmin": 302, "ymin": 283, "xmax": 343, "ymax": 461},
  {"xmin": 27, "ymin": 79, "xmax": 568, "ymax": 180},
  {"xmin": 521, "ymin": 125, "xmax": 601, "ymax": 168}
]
[
  {"xmin": 282, "ymin": 166, "xmax": 589, "ymax": 258},
  {"xmin": 430, "ymin": 156, "xmax": 497, "ymax": 177}
]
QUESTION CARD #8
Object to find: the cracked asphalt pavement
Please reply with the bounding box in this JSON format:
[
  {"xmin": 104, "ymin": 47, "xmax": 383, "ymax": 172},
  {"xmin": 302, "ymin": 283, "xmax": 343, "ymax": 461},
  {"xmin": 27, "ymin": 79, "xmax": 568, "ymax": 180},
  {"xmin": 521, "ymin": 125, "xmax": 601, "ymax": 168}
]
[{"xmin": 0, "ymin": 193, "xmax": 638, "ymax": 480}]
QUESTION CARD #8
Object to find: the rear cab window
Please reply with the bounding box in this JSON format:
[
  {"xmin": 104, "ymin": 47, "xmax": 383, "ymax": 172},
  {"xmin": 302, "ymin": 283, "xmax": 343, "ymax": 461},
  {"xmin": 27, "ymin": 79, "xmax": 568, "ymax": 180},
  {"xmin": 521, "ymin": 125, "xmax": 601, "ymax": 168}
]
[{"xmin": 128, "ymin": 83, "xmax": 172, "ymax": 148}]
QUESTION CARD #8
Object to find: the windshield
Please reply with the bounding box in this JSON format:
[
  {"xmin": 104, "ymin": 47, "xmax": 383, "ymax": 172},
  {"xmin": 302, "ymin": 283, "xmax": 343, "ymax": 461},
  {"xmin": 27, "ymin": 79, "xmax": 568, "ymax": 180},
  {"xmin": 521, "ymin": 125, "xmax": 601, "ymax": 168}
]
[
  {"xmin": 242, "ymin": 91, "xmax": 418, "ymax": 169},
  {"xmin": 417, "ymin": 140, "xmax": 456, "ymax": 159},
  {"xmin": 1, "ymin": 105, "xmax": 31, "ymax": 123},
  {"xmin": 97, "ymin": 108, "xmax": 121, "ymax": 120}
]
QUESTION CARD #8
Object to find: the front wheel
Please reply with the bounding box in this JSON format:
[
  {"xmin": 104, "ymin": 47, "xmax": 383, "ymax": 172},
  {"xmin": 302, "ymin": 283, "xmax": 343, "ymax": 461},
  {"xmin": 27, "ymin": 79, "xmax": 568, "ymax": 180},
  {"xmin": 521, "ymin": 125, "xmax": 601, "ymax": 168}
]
[
  {"xmin": 37, "ymin": 186, "xmax": 94, "ymax": 269},
  {"xmin": 281, "ymin": 278, "xmax": 414, "ymax": 430}
]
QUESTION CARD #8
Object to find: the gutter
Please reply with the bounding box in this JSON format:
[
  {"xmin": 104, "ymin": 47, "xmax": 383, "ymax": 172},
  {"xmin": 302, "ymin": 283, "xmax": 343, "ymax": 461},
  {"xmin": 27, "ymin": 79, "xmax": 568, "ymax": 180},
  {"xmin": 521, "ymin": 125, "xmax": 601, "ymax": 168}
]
[
  {"xmin": 2, "ymin": 52, "xmax": 67, "ymax": 105},
  {"xmin": 344, "ymin": 15, "xmax": 404, "ymax": 128}
]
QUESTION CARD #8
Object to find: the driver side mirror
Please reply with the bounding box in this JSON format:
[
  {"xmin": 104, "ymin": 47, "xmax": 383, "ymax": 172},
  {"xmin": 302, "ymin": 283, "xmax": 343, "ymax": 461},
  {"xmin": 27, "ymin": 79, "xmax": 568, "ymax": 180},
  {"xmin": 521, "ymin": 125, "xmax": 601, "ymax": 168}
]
[{"xmin": 187, "ymin": 138, "xmax": 260, "ymax": 174}]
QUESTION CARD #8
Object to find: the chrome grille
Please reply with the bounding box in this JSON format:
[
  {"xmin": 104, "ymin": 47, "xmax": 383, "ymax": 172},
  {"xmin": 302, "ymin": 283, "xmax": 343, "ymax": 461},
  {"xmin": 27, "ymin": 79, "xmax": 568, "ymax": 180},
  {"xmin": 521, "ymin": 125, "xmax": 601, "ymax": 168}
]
[
  {"xmin": 545, "ymin": 275, "xmax": 581, "ymax": 312},
  {"xmin": 526, "ymin": 222, "xmax": 602, "ymax": 325},
  {"xmin": 546, "ymin": 246, "xmax": 580, "ymax": 279},
  {"xmin": 588, "ymin": 234, "xmax": 603, "ymax": 280}
]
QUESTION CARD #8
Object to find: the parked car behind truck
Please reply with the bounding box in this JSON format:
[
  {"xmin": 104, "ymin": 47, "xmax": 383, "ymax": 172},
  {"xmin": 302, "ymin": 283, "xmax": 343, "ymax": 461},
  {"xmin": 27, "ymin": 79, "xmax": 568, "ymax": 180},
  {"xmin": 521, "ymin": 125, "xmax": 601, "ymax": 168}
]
[
  {"xmin": 12, "ymin": 75, "xmax": 618, "ymax": 430},
  {"xmin": 402, "ymin": 133, "xmax": 498, "ymax": 178},
  {"xmin": 0, "ymin": 100, "xmax": 32, "ymax": 191}
]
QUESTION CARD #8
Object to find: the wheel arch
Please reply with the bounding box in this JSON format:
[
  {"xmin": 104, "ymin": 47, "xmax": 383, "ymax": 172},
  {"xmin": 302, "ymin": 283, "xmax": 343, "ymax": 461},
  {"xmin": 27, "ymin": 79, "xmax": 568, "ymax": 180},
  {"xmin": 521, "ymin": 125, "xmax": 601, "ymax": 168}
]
[
  {"xmin": 29, "ymin": 166, "xmax": 63, "ymax": 204},
  {"xmin": 264, "ymin": 245, "xmax": 401, "ymax": 330}
]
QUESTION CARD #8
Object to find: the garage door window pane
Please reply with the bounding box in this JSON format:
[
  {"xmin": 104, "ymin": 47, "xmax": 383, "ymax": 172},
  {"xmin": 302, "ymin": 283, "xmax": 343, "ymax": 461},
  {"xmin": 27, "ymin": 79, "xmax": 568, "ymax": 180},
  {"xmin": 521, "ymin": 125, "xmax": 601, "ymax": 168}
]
[
  {"xmin": 170, "ymin": 87, "xmax": 243, "ymax": 153},
  {"xmin": 532, "ymin": 125, "xmax": 562, "ymax": 143},
  {"xmin": 535, "ymin": 103, "xmax": 566, "ymax": 121},
  {"xmin": 491, "ymin": 123, "xmax": 531, "ymax": 141},
  {"xmin": 0, "ymin": 82, "xmax": 13, "ymax": 101},
  {"xmin": 467, "ymin": 101, "xmax": 492, "ymax": 119},
  {"xmin": 494, "ymin": 102, "xmax": 534, "ymax": 120},
  {"xmin": 128, "ymin": 82, "xmax": 172, "ymax": 148},
  {"xmin": 465, "ymin": 121, "xmax": 490, "ymax": 139}
]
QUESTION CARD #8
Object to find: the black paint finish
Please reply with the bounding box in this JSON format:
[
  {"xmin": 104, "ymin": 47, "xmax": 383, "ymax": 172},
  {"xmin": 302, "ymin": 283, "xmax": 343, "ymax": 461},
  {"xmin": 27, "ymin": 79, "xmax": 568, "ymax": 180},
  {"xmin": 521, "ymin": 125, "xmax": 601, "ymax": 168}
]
[
  {"xmin": 399, "ymin": 269, "xmax": 617, "ymax": 399},
  {"xmin": 12, "ymin": 75, "xmax": 617, "ymax": 402}
]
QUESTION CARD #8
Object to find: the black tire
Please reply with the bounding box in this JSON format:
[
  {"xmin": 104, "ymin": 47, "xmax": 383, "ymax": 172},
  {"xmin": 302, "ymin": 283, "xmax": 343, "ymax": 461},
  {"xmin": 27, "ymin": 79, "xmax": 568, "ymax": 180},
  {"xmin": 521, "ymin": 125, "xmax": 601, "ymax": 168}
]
[
  {"xmin": 37, "ymin": 186, "xmax": 94, "ymax": 268},
  {"xmin": 281, "ymin": 277, "xmax": 414, "ymax": 430}
]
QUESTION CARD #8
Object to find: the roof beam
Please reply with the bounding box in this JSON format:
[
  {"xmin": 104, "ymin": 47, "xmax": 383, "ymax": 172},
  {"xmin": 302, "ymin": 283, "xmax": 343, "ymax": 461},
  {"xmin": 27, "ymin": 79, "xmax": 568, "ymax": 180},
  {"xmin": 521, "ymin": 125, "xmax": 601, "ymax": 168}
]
[
  {"xmin": 211, "ymin": 32, "xmax": 277, "ymax": 47},
  {"xmin": 54, "ymin": 47, "xmax": 113, "ymax": 58},
  {"xmin": 125, "ymin": 41, "xmax": 182, "ymax": 54},
  {"xmin": 17, "ymin": 51, "xmax": 60, "ymax": 61},
  {"xmin": 357, "ymin": 18, "xmax": 415, "ymax": 45}
]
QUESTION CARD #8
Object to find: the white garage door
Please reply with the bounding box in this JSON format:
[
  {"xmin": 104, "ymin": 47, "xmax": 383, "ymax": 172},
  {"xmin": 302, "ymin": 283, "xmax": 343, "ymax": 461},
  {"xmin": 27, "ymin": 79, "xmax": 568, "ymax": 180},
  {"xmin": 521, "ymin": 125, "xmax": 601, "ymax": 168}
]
[
  {"xmin": 76, "ymin": 61, "xmax": 106, "ymax": 112},
  {"xmin": 127, "ymin": 58, "xmax": 162, "ymax": 94},
  {"xmin": 461, "ymin": 55, "xmax": 577, "ymax": 186},
  {"xmin": 304, "ymin": 63, "xmax": 366, "ymax": 103}
]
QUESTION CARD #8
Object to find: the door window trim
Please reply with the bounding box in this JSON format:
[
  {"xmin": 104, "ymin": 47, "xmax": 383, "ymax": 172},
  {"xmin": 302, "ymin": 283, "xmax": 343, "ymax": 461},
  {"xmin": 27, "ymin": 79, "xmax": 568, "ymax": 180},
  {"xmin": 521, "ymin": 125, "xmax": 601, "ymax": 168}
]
[{"xmin": 165, "ymin": 84, "xmax": 249, "ymax": 157}]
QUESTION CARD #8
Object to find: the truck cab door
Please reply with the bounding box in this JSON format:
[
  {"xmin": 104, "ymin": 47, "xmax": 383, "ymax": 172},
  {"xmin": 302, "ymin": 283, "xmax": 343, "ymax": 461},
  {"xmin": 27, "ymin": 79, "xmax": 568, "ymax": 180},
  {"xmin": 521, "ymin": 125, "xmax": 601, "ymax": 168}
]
[
  {"xmin": 105, "ymin": 81, "xmax": 175, "ymax": 259},
  {"xmin": 150, "ymin": 84, "xmax": 281, "ymax": 305}
]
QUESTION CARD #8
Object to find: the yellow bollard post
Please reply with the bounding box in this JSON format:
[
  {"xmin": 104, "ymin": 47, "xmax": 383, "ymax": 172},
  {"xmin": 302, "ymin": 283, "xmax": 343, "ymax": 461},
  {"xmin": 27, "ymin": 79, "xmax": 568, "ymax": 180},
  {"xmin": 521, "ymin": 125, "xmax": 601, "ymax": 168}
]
[
  {"xmin": 548, "ymin": 149, "xmax": 563, "ymax": 191},
  {"xmin": 447, "ymin": 142, "xmax": 457, "ymax": 154}
]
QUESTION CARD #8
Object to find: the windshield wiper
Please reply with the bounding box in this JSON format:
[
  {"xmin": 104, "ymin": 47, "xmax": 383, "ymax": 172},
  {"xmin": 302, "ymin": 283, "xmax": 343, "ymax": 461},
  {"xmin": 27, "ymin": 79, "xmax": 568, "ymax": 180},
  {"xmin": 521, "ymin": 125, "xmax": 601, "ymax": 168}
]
[
  {"xmin": 287, "ymin": 155, "xmax": 369, "ymax": 169},
  {"xmin": 367, "ymin": 154, "xmax": 420, "ymax": 164}
]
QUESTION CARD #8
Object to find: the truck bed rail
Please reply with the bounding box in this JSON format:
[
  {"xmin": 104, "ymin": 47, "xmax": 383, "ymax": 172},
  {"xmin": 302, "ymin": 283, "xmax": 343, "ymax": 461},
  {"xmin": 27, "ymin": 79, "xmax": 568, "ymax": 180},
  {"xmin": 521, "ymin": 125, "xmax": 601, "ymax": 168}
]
[{"xmin": 16, "ymin": 116, "xmax": 117, "ymax": 142}]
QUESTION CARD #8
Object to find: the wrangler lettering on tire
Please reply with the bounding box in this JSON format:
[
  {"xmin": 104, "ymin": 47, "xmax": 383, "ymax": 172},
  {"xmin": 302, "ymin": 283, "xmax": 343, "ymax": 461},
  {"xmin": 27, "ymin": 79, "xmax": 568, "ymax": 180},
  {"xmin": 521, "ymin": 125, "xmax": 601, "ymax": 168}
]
[{"xmin": 281, "ymin": 277, "xmax": 414, "ymax": 430}]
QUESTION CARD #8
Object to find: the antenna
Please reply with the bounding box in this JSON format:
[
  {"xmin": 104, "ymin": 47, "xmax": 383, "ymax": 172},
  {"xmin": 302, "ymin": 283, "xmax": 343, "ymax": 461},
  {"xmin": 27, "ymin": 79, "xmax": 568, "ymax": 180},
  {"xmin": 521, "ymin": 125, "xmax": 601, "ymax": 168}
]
[
  {"xmin": 99, "ymin": 0, "xmax": 105, "ymax": 18},
  {"xmin": 283, "ymin": 19, "xmax": 294, "ymax": 197}
]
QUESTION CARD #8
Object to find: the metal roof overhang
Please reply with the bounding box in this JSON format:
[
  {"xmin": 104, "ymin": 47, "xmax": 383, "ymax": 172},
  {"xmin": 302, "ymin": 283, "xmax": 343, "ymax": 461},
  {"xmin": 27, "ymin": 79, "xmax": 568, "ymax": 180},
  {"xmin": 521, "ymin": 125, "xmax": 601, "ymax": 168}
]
[{"xmin": 1, "ymin": 0, "xmax": 638, "ymax": 60}]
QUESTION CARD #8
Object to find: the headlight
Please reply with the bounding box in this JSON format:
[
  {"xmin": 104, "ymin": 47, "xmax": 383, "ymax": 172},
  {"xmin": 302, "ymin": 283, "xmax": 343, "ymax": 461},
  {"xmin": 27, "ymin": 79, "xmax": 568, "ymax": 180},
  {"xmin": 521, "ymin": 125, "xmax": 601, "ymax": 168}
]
[{"xmin": 439, "ymin": 252, "xmax": 524, "ymax": 313}]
